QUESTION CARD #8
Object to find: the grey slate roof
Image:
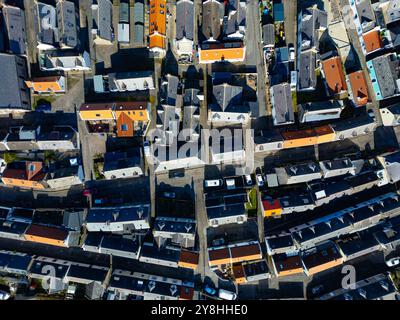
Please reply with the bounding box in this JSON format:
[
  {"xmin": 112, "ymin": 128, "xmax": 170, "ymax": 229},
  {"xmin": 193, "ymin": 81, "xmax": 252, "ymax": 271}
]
[
  {"xmin": 92, "ymin": 0, "xmax": 113, "ymax": 42},
  {"xmin": 176, "ymin": 0, "xmax": 194, "ymax": 41},
  {"xmin": 103, "ymin": 148, "xmax": 142, "ymax": 172},
  {"xmin": 119, "ymin": 2, "xmax": 129, "ymax": 23},
  {"xmin": 1, "ymin": 5, "xmax": 26, "ymax": 54},
  {"xmin": 161, "ymin": 74, "xmax": 179, "ymax": 106},
  {"xmin": 356, "ymin": 0, "xmax": 376, "ymax": 32},
  {"xmin": 387, "ymin": 0, "xmax": 400, "ymax": 24},
  {"xmin": 270, "ymin": 83, "xmax": 294, "ymax": 125},
  {"xmin": 298, "ymin": 50, "xmax": 317, "ymax": 91},
  {"xmin": 0, "ymin": 54, "xmax": 29, "ymax": 110},
  {"xmin": 34, "ymin": 2, "xmax": 58, "ymax": 45},
  {"xmin": 300, "ymin": 8, "xmax": 327, "ymax": 51},
  {"xmin": 56, "ymin": 0, "xmax": 78, "ymax": 48},
  {"xmin": 133, "ymin": 23, "xmax": 144, "ymax": 45},
  {"xmin": 133, "ymin": 1, "xmax": 144, "ymax": 24},
  {"xmin": 202, "ymin": 0, "xmax": 223, "ymax": 40},
  {"xmin": 371, "ymin": 54, "xmax": 399, "ymax": 99},
  {"xmin": 262, "ymin": 24, "xmax": 274, "ymax": 46},
  {"xmin": 212, "ymin": 83, "xmax": 243, "ymax": 112}
]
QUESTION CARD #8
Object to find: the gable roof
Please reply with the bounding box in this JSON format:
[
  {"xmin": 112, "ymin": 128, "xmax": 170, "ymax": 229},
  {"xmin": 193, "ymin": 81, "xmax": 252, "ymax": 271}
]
[
  {"xmin": 176, "ymin": 0, "xmax": 194, "ymax": 41},
  {"xmin": 348, "ymin": 70, "xmax": 369, "ymax": 106},
  {"xmin": 322, "ymin": 56, "xmax": 347, "ymax": 95},
  {"xmin": 363, "ymin": 29, "xmax": 382, "ymax": 53}
]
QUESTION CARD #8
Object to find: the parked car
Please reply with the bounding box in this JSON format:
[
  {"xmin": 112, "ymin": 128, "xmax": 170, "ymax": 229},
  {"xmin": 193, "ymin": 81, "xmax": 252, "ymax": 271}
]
[
  {"xmin": 0, "ymin": 291, "xmax": 10, "ymax": 300},
  {"xmin": 163, "ymin": 191, "xmax": 176, "ymax": 199},
  {"xmin": 204, "ymin": 284, "xmax": 217, "ymax": 296},
  {"xmin": 218, "ymin": 289, "xmax": 237, "ymax": 300},
  {"xmin": 169, "ymin": 169, "xmax": 185, "ymax": 179},
  {"xmin": 385, "ymin": 257, "xmax": 400, "ymax": 267},
  {"xmin": 205, "ymin": 179, "xmax": 223, "ymax": 188},
  {"xmin": 288, "ymin": 44, "xmax": 295, "ymax": 61},
  {"xmin": 245, "ymin": 175, "xmax": 253, "ymax": 186},
  {"xmin": 256, "ymin": 174, "xmax": 264, "ymax": 187},
  {"xmin": 368, "ymin": 109, "xmax": 376, "ymax": 120},
  {"xmin": 143, "ymin": 141, "xmax": 151, "ymax": 157}
]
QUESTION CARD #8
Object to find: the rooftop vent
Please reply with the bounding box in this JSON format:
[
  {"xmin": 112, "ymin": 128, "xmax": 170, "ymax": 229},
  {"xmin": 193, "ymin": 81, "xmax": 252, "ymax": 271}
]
[
  {"xmin": 157, "ymin": 221, "xmax": 166, "ymax": 230},
  {"xmin": 148, "ymin": 281, "xmax": 156, "ymax": 292},
  {"xmin": 112, "ymin": 211, "xmax": 119, "ymax": 221},
  {"xmin": 358, "ymin": 288, "xmax": 367, "ymax": 299},
  {"xmin": 380, "ymin": 280, "xmax": 389, "ymax": 291},
  {"xmin": 184, "ymin": 224, "xmax": 192, "ymax": 233},
  {"xmin": 170, "ymin": 284, "xmax": 178, "ymax": 296},
  {"xmin": 137, "ymin": 207, "xmax": 144, "ymax": 219},
  {"xmin": 289, "ymin": 166, "xmax": 298, "ymax": 175}
]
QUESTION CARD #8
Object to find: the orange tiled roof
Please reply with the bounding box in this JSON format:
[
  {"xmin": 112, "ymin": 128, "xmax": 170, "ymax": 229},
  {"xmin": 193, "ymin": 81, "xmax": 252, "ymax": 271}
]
[
  {"xmin": 149, "ymin": 0, "xmax": 166, "ymax": 35},
  {"xmin": 116, "ymin": 112, "xmax": 134, "ymax": 137},
  {"xmin": 348, "ymin": 70, "xmax": 369, "ymax": 106},
  {"xmin": 149, "ymin": 32, "xmax": 166, "ymax": 49},
  {"xmin": 199, "ymin": 47, "xmax": 245, "ymax": 62},
  {"xmin": 363, "ymin": 30, "xmax": 382, "ymax": 54},
  {"xmin": 322, "ymin": 56, "xmax": 347, "ymax": 94},
  {"xmin": 25, "ymin": 77, "xmax": 63, "ymax": 92}
]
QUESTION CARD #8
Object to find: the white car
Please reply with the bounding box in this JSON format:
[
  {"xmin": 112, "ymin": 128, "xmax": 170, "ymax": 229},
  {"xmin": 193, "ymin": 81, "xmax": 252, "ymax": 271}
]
[
  {"xmin": 143, "ymin": 141, "xmax": 151, "ymax": 157},
  {"xmin": 218, "ymin": 289, "xmax": 237, "ymax": 300},
  {"xmin": 0, "ymin": 291, "xmax": 10, "ymax": 300},
  {"xmin": 289, "ymin": 45, "xmax": 295, "ymax": 61},
  {"xmin": 205, "ymin": 179, "xmax": 223, "ymax": 188},
  {"xmin": 368, "ymin": 109, "xmax": 376, "ymax": 120},
  {"xmin": 385, "ymin": 257, "xmax": 400, "ymax": 267},
  {"xmin": 256, "ymin": 174, "xmax": 264, "ymax": 187},
  {"xmin": 245, "ymin": 175, "xmax": 253, "ymax": 186}
]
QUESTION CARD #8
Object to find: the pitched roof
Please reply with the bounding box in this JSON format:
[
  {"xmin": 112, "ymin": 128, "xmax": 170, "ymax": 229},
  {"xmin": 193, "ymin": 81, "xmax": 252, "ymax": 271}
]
[
  {"xmin": 149, "ymin": 0, "xmax": 167, "ymax": 35},
  {"xmin": 322, "ymin": 56, "xmax": 347, "ymax": 95},
  {"xmin": 1, "ymin": 5, "xmax": 26, "ymax": 54},
  {"xmin": 25, "ymin": 224, "xmax": 69, "ymax": 241},
  {"xmin": 176, "ymin": 0, "xmax": 194, "ymax": 41},
  {"xmin": 0, "ymin": 54, "xmax": 29, "ymax": 110},
  {"xmin": 348, "ymin": 70, "xmax": 369, "ymax": 106},
  {"xmin": 202, "ymin": 0, "xmax": 223, "ymax": 40},
  {"xmin": 363, "ymin": 30, "xmax": 382, "ymax": 53}
]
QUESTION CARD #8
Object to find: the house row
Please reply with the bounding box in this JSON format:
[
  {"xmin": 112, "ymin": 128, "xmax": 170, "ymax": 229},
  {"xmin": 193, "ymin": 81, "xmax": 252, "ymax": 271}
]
[
  {"xmin": 199, "ymin": 0, "xmax": 247, "ymax": 64},
  {"xmin": 1, "ymin": 156, "xmax": 84, "ymax": 190},
  {"xmin": 207, "ymin": 240, "xmax": 262, "ymax": 268},
  {"xmin": 346, "ymin": 0, "xmax": 400, "ymax": 101},
  {"xmin": 34, "ymin": 0, "xmax": 79, "ymax": 50},
  {"xmin": 138, "ymin": 242, "xmax": 199, "ymax": 270},
  {"xmin": 0, "ymin": 125, "xmax": 78, "ymax": 151},
  {"xmin": 204, "ymin": 175, "xmax": 251, "ymax": 228},
  {"xmin": 255, "ymin": 115, "xmax": 377, "ymax": 152},
  {"xmin": 272, "ymin": 214, "xmax": 400, "ymax": 281},
  {"xmin": 0, "ymin": 251, "xmax": 197, "ymax": 299},
  {"xmin": 79, "ymin": 101, "xmax": 150, "ymax": 138},
  {"xmin": 273, "ymin": 157, "xmax": 355, "ymax": 186},
  {"xmin": 0, "ymin": 207, "xmax": 83, "ymax": 247},
  {"xmin": 107, "ymin": 269, "xmax": 196, "ymax": 300},
  {"xmin": 265, "ymin": 192, "xmax": 400, "ymax": 255},
  {"xmin": 316, "ymin": 273, "xmax": 398, "ymax": 300},
  {"xmin": 83, "ymin": 233, "xmax": 142, "ymax": 260},
  {"xmin": 0, "ymin": 219, "xmax": 80, "ymax": 248},
  {"xmin": 85, "ymin": 205, "xmax": 151, "ymax": 233}
]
